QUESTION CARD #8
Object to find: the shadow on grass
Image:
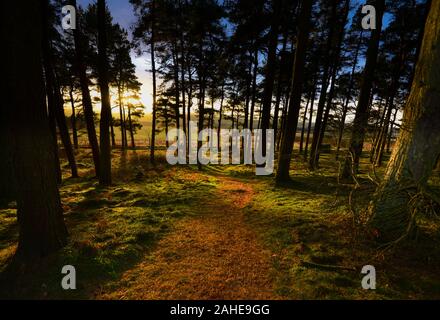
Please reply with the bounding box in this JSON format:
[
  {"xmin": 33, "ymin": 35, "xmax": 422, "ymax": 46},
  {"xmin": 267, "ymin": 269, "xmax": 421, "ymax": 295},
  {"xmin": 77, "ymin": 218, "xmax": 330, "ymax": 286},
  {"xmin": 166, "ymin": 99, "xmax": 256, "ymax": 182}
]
[
  {"xmin": 274, "ymin": 174, "xmax": 358, "ymax": 197},
  {"xmin": 0, "ymin": 151, "xmax": 217, "ymax": 299}
]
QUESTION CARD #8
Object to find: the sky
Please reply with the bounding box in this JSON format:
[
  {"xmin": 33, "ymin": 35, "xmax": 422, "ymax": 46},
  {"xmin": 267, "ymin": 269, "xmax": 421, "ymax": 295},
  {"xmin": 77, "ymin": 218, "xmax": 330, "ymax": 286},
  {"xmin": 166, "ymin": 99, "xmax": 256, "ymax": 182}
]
[{"xmin": 78, "ymin": 0, "xmax": 154, "ymax": 113}]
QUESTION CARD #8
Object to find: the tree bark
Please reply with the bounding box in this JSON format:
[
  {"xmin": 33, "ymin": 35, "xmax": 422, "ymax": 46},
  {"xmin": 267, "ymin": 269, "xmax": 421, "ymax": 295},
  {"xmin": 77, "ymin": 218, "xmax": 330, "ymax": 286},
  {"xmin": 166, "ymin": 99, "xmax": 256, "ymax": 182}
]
[
  {"xmin": 308, "ymin": 0, "xmax": 338, "ymax": 170},
  {"xmin": 2, "ymin": 0, "xmax": 68, "ymax": 263},
  {"xmin": 72, "ymin": 0, "xmax": 100, "ymax": 177},
  {"xmin": 128, "ymin": 108, "xmax": 136, "ymax": 148},
  {"xmin": 117, "ymin": 84, "xmax": 126, "ymax": 149},
  {"xmin": 110, "ymin": 116, "xmax": 116, "ymax": 148},
  {"xmin": 315, "ymin": 0, "xmax": 349, "ymax": 164},
  {"xmin": 304, "ymin": 81, "xmax": 317, "ymax": 160},
  {"xmin": 273, "ymin": 33, "xmax": 289, "ymax": 141},
  {"xmin": 243, "ymin": 55, "xmax": 252, "ymax": 130},
  {"xmin": 217, "ymin": 83, "xmax": 225, "ymax": 151},
  {"xmin": 249, "ymin": 48, "xmax": 258, "ymax": 131},
  {"xmin": 69, "ymin": 85, "xmax": 79, "ymax": 149},
  {"xmin": 172, "ymin": 44, "xmax": 181, "ymax": 130},
  {"xmin": 341, "ymin": 0, "xmax": 385, "ymax": 179},
  {"xmin": 97, "ymin": 0, "xmax": 112, "ymax": 185},
  {"xmin": 53, "ymin": 74, "xmax": 79, "ymax": 178},
  {"xmin": 299, "ymin": 93, "xmax": 311, "ymax": 153},
  {"xmin": 276, "ymin": 0, "xmax": 313, "ymax": 182},
  {"xmin": 336, "ymin": 31, "xmax": 363, "ymax": 160},
  {"xmin": 150, "ymin": 0, "xmax": 158, "ymax": 163},
  {"xmin": 386, "ymin": 108, "xmax": 398, "ymax": 153},
  {"xmin": 369, "ymin": 1, "xmax": 440, "ymax": 242},
  {"xmin": 261, "ymin": 0, "xmax": 281, "ymax": 158}
]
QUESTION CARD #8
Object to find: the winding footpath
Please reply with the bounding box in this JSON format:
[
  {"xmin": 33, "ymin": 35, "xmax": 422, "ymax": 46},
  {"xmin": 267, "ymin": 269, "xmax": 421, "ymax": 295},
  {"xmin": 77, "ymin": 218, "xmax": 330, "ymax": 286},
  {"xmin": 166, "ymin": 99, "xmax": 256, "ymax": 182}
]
[{"xmin": 97, "ymin": 175, "xmax": 277, "ymax": 300}]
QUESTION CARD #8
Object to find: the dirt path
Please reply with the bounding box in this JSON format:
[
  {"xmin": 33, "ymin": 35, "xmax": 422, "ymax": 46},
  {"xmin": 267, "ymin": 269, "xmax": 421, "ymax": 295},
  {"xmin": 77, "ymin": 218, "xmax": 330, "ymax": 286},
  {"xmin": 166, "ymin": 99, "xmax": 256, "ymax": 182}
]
[{"xmin": 97, "ymin": 175, "xmax": 277, "ymax": 300}]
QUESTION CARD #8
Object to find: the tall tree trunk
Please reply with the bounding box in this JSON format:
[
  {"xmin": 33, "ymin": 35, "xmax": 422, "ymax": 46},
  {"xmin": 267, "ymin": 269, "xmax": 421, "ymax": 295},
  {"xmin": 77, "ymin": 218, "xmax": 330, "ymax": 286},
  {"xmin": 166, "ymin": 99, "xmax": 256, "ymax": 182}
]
[
  {"xmin": 41, "ymin": 1, "xmax": 62, "ymax": 183},
  {"xmin": 2, "ymin": 0, "xmax": 68, "ymax": 264},
  {"xmin": 273, "ymin": 33, "xmax": 289, "ymax": 141},
  {"xmin": 261, "ymin": 0, "xmax": 281, "ymax": 158},
  {"xmin": 118, "ymin": 84, "xmax": 126, "ymax": 149},
  {"xmin": 374, "ymin": 99, "xmax": 395, "ymax": 167},
  {"xmin": 244, "ymin": 55, "xmax": 252, "ymax": 130},
  {"xmin": 276, "ymin": 0, "xmax": 313, "ymax": 182},
  {"xmin": 386, "ymin": 108, "xmax": 398, "ymax": 153},
  {"xmin": 299, "ymin": 94, "xmax": 311, "ymax": 153},
  {"xmin": 309, "ymin": 0, "xmax": 338, "ymax": 170},
  {"xmin": 128, "ymin": 108, "xmax": 135, "ymax": 148},
  {"xmin": 196, "ymin": 34, "xmax": 207, "ymax": 171},
  {"xmin": 336, "ymin": 31, "xmax": 364, "ymax": 160},
  {"xmin": 180, "ymin": 45, "xmax": 187, "ymax": 141},
  {"xmin": 232, "ymin": 103, "xmax": 236, "ymax": 130},
  {"xmin": 165, "ymin": 105, "xmax": 169, "ymax": 148},
  {"xmin": 97, "ymin": 0, "xmax": 112, "ymax": 185},
  {"xmin": 72, "ymin": 0, "xmax": 100, "ymax": 177},
  {"xmin": 277, "ymin": 66, "xmax": 293, "ymax": 151},
  {"xmin": 370, "ymin": 96, "xmax": 388, "ymax": 162},
  {"xmin": 150, "ymin": 0, "xmax": 157, "ymax": 163},
  {"xmin": 316, "ymin": 65, "xmax": 338, "ymax": 159},
  {"xmin": 69, "ymin": 85, "xmax": 79, "ymax": 149},
  {"xmin": 369, "ymin": 1, "xmax": 440, "ymax": 241},
  {"xmin": 178, "ymin": 0, "xmax": 186, "ymax": 143},
  {"xmin": 110, "ymin": 116, "xmax": 116, "ymax": 148},
  {"xmin": 249, "ymin": 48, "xmax": 258, "ymax": 131},
  {"xmin": 304, "ymin": 82, "xmax": 317, "ymax": 160},
  {"xmin": 53, "ymin": 75, "xmax": 79, "ymax": 178},
  {"xmin": 314, "ymin": 0, "xmax": 349, "ymax": 164},
  {"xmin": 197, "ymin": 71, "xmax": 206, "ymax": 171},
  {"xmin": 122, "ymin": 102, "xmax": 128, "ymax": 147},
  {"xmin": 217, "ymin": 83, "xmax": 225, "ymax": 151},
  {"xmin": 374, "ymin": 50, "xmax": 406, "ymax": 166},
  {"xmin": 277, "ymin": 92, "xmax": 290, "ymax": 150},
  {"xmin": 172, "ymin": 45, "xmax": 181, "ymax": 130},
  {"xmin": 187, "ymin": 64, "xmax": 193, "ymax": 153},
  {"xmin": 46, "ymin": 69, "xmax": 62, "ymax": 184},
  {"xmin": 341, "ymin": 0, "xmax": 385, "ymax": 179}
]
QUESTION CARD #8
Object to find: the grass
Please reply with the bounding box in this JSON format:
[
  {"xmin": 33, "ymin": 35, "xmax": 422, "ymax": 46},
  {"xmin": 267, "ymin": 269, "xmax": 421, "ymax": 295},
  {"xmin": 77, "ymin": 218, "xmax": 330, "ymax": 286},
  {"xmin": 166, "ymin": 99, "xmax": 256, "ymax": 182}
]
[
  {"xmin": 218, "ymin": 153, "xmax": 440, "ymax": 299},
  {"xmin": 0, "ymin": 150, "xmax": 218, "ymax": 299},
  {"xmin": 1, "ymin": 147, "xmax": 440, "ymax": 299}
]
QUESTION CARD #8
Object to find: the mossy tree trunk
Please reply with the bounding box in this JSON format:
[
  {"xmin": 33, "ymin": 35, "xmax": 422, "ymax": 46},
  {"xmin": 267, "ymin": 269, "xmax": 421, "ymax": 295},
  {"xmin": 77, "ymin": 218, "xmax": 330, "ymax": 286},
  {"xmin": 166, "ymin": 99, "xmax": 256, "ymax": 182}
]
[{"xmin": 370, "ymin": 1, "xmax": 440, "ymax": 241}]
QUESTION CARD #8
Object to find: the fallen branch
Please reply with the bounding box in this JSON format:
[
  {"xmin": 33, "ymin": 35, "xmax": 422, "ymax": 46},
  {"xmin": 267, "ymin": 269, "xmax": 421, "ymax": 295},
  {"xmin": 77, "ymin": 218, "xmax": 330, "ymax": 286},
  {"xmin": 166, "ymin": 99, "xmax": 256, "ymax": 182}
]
[{"xmin": 300, "ymin": 260, "xmax": 357, "ymax": 272}]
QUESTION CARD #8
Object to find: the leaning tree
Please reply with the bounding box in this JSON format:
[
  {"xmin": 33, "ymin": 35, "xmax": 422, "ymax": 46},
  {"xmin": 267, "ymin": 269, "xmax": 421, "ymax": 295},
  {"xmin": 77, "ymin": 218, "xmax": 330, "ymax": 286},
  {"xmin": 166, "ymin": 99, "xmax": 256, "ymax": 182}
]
[{"xmin": 368, "ymin": 0, "xmax": 440, "ymax": 242}]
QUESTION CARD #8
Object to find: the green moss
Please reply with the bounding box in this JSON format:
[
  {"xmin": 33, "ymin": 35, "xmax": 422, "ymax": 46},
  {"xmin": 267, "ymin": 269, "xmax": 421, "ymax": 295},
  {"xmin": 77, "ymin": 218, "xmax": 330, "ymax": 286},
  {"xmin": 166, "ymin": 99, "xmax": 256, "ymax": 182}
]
[
  {"xmin": 1, "ymin": 149, "xmax": 440, "ymax": 300},
  {"xmin": 242, "ymin": 152, "xmax": 440, "ymax": 300}
]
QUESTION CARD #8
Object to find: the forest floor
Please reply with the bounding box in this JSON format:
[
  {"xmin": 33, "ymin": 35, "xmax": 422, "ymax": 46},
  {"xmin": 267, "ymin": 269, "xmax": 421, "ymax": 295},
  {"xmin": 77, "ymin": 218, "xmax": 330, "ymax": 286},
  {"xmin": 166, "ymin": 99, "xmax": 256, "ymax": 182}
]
[{"xmin": 1, "ymin": 149, "xmax": 440, "ymax": 299}]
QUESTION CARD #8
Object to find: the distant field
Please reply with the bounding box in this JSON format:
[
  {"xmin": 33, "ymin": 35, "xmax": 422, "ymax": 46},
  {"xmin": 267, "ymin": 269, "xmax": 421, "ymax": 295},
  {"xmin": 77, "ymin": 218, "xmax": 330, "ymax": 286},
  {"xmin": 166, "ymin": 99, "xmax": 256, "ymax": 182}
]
[{"xmin": 68, "ymin": 112, "xmax": 393, "ymax": 152}]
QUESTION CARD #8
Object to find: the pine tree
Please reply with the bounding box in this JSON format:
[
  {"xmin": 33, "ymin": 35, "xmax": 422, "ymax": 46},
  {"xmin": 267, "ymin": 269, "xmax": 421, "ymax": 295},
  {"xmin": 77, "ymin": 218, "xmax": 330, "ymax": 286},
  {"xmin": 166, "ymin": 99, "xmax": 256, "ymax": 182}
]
[
  {"xmin": 2, "ymin": 0, "xmax": 68, "ymax": 264},
  {"xmin": 276, "ymin": 0, "xmax": 314, "ymax": 182}
]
